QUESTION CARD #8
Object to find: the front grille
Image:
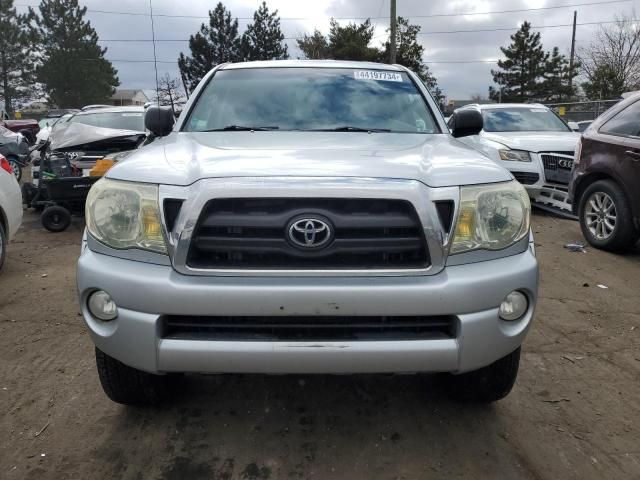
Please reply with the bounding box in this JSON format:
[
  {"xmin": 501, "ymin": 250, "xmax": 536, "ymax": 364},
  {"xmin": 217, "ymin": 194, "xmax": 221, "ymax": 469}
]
[
  {"xmin": 541, "ymin": 152, "xmax": 574, "ymax": 185},
  {"xmin": 162, "ymin": 315, "xmax": 457, "ymax": 341},
  {"xmin": 187, "ymin": 198, "xmax": 429, "ymax": 270},
  {"xmin": 512, "ymin": 171, "xmax": 540, "ymax": 185}
]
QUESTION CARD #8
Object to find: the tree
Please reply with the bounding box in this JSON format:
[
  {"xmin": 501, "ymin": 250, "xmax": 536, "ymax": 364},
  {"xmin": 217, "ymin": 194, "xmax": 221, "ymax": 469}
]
[
  {"xmin": 489, "ymin": 22, "xmax": 548, "ymax": 102},
  {"xmin": 154, "ymin": 73, "xmax": 186, "ymax": 115},
  {"xmin": 540, "ymin": 47, "xmax": 577, "ymax": 101},
  {"xmin": 178, "ymin": 2, "xmax": 241, "ymax": 93},
  {"xmin": 577, "ymin": 13, "xmax": 640, "ymax": 99},
  {"xmin": 327, "ymin": 19, "xmax": 379, "ymax": 61},
  {"xmin": 241, "ymin": 2, "xmax": 288, "ymax": 61},
  {"xmin": 296, "ymin": 29, "xmax": 329, "ymax": 59},
  {"xmin": 381, "ymin": 17, "xmax": 444, "ymax": 104},
  {"xmin": 0, "ymin": 0, "xmax": 37, "ymax": 115},
  {"xmin": 581, "ymin": 65, "xmax": 625, "ymax": 99},
  {"xmin": 33, "ymin": 0, "xmax": 119, "ymax": 108}
]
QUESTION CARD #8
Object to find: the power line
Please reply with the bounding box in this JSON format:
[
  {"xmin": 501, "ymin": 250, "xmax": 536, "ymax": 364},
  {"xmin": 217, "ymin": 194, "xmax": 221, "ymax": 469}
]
[
  {"xmin": 14, "ymin": 0, "xmax": 632, "ymax": 21},
  {"xmin": 415, "ymin": 19, "xmax": 634, "ymax": 35},
  {"xmin": 93, "ymin": 17, "xmax": 635, "ymax": 43}
]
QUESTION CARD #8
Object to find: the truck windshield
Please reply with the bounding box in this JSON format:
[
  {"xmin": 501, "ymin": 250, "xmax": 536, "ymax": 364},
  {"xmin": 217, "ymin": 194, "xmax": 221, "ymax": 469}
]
[
  {"xmin": 482, "ymin": 107, "xmax": 570, "ymax": 132},
  {"xmin": 185, "ymin": 68, "xmax": 439, "ymax": 134}
]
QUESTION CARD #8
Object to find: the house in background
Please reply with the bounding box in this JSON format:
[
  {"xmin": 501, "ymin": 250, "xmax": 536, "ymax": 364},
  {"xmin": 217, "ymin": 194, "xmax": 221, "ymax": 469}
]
[{"xmin": 111, "ymin": 89, "xmax": 149, "ymax": 107}]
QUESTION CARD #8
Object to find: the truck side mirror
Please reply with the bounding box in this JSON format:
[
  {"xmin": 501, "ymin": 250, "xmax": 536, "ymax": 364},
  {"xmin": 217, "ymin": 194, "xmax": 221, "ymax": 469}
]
[
  {"xmin": 145, "ymin": 106, "xmax": 175, "ymax": 137},
  {"xmin": 450, "ymin": 110, "xmax": 483, "ymax": 138}
]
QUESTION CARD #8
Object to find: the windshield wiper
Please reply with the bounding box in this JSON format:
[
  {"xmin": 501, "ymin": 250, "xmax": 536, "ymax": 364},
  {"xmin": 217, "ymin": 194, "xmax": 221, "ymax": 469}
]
[
  {"xmin": 201, "ymin": 125, "xmax": 280, "ymax": 132},
  {"xmin": 311, "ymin": 126, "xmax": 391, "ymax": 133}
]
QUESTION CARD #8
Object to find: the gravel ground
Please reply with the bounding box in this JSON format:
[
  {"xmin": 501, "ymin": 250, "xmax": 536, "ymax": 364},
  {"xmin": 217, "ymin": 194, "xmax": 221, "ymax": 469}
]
[{"xmin": 1, "ymin": 209, "xmax": 639, "ymax": 480}]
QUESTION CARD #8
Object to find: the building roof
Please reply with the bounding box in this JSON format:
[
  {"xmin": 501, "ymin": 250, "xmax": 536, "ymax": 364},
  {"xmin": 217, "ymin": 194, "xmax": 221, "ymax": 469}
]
[{"xmin": 111, "ymin": 89, "xmax": 149, "ymax": 101}]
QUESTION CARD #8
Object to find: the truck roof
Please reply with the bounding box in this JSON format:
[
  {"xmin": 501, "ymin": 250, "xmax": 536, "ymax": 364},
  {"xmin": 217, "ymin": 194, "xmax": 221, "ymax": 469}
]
[{"xmin": 221, "ymin": 60, "xmax": 407, "ymax": 71}]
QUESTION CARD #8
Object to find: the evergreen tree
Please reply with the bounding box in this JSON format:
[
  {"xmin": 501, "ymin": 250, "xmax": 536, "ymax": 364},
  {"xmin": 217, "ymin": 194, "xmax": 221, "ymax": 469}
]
[
  {"xmin": 327, "ymin": 19, "xmax": 379, "ymax": 61},
  {"xmin": 296, "ymin": 29, "xmax": 329, "ymax": 59},
  {"xmin": 178, "ymin": 2, "xmax": 241, "ymax": 92},
  {"xmin": 241, "ymin": 2, "xmax": 288, "ymax": 61},
  {"xmin": 382, "ymin": 17, "xmax": 444, "ymax": 104},
  {"xmin": 34, "ymin": 0, "xmax": 119, "ymax": 108},
  {"xmin": 540, "ymin": 47, "xmax": 577, "ymax": 101},
  {"xmin": 0, "ymin": 0, "xmax": 36, "ymax": 115},
  {"xmin": 490, "ymin": 22, "xmax": 548, "ymax": 102}
]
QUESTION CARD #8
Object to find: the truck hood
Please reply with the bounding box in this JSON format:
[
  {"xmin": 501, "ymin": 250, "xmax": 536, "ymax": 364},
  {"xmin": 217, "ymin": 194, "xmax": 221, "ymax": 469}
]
[
  {"xmin": 481, "ymin": 131, "xmax": 581, "ymax": 153},
  {"xmin": 107, "ymin": 131, "xmax": 512, "ymax": 187}
]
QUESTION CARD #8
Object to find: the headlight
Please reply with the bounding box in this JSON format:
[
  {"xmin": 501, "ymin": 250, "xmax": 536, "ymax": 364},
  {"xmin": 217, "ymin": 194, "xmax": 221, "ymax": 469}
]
[
  {"xmin": 498, "ymin": 149, "xmax": 531, "ymax": 162},
  {"xmin": 85, "ymin": 178, "xmax": 167, "ymax": 254},
  {"xmin": 450, "ymin": 181, "xmax": 530, "ymax": 254}
]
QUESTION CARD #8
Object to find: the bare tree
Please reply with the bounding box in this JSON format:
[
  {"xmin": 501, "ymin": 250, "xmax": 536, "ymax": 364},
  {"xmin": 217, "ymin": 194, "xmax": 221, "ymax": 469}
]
[
  {"xmin": 154, "ymin": 73, "xmax": 186, "ymax": 115},
  {"xmin": 577, "ymin": 13, "xmax": 640, "ymax": 98},
  {"xmin": 470, "ymin": 94, "xmax": 487, "ymax": 102}
]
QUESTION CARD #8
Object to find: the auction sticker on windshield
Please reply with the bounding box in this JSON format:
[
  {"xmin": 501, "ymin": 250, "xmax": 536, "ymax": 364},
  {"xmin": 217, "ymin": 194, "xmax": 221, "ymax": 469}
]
[{"xmin": 353, "ymin": 70, "xmax": 403, "ymax": 82}]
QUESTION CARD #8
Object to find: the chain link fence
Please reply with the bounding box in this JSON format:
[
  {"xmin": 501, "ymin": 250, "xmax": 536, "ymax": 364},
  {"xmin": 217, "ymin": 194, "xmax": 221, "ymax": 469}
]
[{"xmin": 544, "ymin": 99, "xmax": 621, "ymax": 122}]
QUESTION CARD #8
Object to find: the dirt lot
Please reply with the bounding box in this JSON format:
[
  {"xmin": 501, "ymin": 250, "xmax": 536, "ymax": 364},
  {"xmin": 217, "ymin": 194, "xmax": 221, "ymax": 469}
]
[{"xmin": 1, "ymin": 209, "xmax": 639, "ymax": 480}]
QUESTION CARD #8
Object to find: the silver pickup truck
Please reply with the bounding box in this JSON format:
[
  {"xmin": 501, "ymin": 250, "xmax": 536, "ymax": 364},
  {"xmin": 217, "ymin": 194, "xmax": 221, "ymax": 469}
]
[{"xmin": 77, "ymin": 60, "xmax": 538, "ymax": 406}]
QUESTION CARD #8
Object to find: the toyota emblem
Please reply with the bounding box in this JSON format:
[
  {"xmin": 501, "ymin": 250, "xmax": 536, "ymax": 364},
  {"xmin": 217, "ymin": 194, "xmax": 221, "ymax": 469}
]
[{"xmin": 287, "ymin": 217, "xmax": 333, "ymax": 249}]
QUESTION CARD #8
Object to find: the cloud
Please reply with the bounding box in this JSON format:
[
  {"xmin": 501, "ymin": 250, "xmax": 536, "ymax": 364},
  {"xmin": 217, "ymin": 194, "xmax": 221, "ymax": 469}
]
[{"xmin": 27, "ymin": 0, "xmax": 635, "ymax": 99}]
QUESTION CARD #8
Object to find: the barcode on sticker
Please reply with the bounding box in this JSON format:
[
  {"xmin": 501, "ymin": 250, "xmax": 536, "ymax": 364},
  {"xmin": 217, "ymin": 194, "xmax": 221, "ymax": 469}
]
[{"xmin": 353, "ymin": 70, "xmax": 403, "ymax": 82}]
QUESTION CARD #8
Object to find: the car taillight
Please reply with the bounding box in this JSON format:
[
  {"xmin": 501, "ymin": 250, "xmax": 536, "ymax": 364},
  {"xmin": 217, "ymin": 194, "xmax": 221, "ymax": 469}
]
[
  {"xmin": 0, "ymin": 156, "xmax": 12, "ymax": 174},
  {"xmin": 574, "ymin": 137, "xmax": 583, "ymax": 165}
]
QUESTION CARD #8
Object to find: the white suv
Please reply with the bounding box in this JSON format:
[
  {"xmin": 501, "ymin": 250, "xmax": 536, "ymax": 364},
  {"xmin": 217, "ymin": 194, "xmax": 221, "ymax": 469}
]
[
  {"xmin": 0, "ymin": 154, "xmax": 23, "ymax": 271},
  {"xmin": 451, "ymin": 103, "xmax": 580, "ymax": 211}
]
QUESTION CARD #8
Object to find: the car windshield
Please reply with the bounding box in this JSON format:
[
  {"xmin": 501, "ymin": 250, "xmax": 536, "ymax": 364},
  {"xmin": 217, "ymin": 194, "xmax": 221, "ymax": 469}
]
[
  {"xmin": 70, "ymin": 111, "xmax": 145, "ymax": 131},
  {"xmin": 482, "ymin": 107, "xmax": 570, "ymax": 132},
  {"xmin": 39, "ymin": 118, "xmax": 59, "ymax": 129},
  {"xmin": 185, "ymin": 67, "xmax": 439, "ymax": 134}
]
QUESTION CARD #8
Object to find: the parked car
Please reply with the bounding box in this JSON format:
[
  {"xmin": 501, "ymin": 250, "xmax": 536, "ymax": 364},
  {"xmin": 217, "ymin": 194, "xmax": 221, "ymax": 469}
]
[
  {"xmin": 569, "ymin": 92, "xmax": 640, "ymax": 251},
  {"xmin": 78, "ymin": 60, "xmax": 538, "ymax": 406},
  {"xmin": 450, "ymin": 103, "xmax": 580, "ymax": 211},
  {"xmin": 0, "ymin": 154, "xmax": 23, "ymax": 272},
  {"xmin": 0, "ymin": 125, "xmax": 30, "ymax": 182},
  {"xmin": 0, "ymin": 113, "xmax": 40, "ymax": 145},
  {"xmin": 46, "ymin": 106, "xmax": 146, "ymax": 173}
]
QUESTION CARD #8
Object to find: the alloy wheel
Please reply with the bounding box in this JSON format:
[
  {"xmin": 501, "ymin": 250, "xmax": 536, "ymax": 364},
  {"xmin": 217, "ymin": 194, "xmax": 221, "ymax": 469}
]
[{"xmin": 585, "ymin": 191, "xmax": 617, "ymax": 240}]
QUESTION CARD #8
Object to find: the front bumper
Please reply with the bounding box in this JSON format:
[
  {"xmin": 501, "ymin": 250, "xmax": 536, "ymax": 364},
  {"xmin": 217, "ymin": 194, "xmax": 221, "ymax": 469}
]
[{"xmin": 78, "ymin": 243, "xmax": 538, "ymax": 375}]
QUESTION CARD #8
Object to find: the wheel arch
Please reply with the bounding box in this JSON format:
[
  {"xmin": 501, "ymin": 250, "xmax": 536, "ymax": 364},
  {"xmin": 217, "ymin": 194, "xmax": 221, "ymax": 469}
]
[{"xmin": 572, "ymin": 171, "xmax": 630, "ymax": 215}]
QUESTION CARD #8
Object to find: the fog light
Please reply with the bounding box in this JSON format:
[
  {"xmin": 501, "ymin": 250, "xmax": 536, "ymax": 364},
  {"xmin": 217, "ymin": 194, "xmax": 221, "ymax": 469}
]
[
  {"xmin": 499, "ymin": 291, "xmax": 528, "ymax": 321},
  {"xmin": 88, "ymin": 290, "xmax": 118, "ymax": 321}
]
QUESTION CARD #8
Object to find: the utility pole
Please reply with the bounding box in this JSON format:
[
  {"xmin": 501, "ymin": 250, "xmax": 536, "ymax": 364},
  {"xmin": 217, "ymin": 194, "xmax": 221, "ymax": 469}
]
[
  {"xmin": 568, "ymin": 10, "xmax": 577, "ymax": 96},
  {"xmin": 390, "ymin": 0, "xmax": 397, "ymax": 64}
]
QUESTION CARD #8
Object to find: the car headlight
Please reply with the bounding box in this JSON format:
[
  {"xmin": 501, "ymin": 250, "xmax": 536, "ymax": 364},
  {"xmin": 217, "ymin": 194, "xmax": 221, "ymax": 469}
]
[
  {"xmin": 450, "ymin": 181, "xmax": 531, "ymax": 254},
  {"xmin": 85, "ymin": 178, "xmax": 167, "ymax": 254},
  {"xmin": 498, "ymin": 149, "xmax": 531, "ymax": 162}
]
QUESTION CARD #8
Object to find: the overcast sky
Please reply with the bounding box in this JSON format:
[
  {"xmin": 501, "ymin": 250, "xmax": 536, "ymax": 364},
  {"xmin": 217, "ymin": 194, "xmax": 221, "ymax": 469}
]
[{"xmin": 18, "ymin": 0, "xmax": 640, "ymax": 99}]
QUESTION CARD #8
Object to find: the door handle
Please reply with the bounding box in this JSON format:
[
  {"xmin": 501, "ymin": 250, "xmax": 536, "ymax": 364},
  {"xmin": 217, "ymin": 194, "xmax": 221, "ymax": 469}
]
[{"xmin": 625, "ymin": 150, "xmax": 640, "ymax": 161}]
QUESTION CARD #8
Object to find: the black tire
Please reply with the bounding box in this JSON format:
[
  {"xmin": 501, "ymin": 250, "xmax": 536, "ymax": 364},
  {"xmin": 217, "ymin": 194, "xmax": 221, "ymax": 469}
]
[
  {"xmin": 0, "ymin": 221, "xmax": 6, "ymax": 272},
  {"xmin": 7, "ymin": 157, "xmax": 22, "ymax": 183},
  {"xmin": 95, "ymin": 348, "xmax": 169, "ymax": 406},
  {"xmin": 578, "ymin": 179, "xmax": 639, "ymax": 252},
  {"xmin": 41, "ymin": 206, "xmax": 71, "ymax": 232},
  {"xmin": 446, "ymin": 347, "xmax": 521, "ymax": 403}
]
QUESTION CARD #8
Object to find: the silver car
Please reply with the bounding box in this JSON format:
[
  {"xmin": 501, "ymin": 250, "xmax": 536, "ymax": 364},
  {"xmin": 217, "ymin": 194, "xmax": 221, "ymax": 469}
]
[{"xmin": 77, "ymin": 60, "xmax": 538, "ymax": 405}]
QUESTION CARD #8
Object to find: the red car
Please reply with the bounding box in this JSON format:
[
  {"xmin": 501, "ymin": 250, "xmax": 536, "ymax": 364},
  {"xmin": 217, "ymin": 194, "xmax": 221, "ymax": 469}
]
[{"xmin": 0, "ymin": 116, "xmax": 40, "ymax": 144}]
